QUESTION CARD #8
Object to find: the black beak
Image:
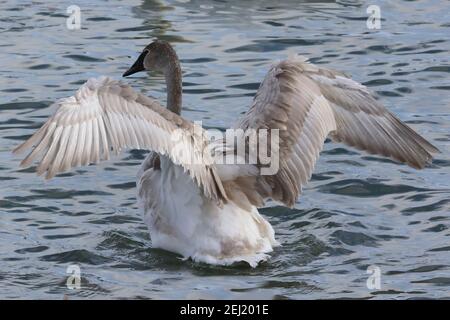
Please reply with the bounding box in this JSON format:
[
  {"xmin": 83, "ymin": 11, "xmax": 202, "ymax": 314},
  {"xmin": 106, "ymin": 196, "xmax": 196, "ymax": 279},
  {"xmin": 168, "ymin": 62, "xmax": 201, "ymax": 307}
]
[{"xmin": 123, "ymin": 50, "xmax": 148, "ymax": 77}]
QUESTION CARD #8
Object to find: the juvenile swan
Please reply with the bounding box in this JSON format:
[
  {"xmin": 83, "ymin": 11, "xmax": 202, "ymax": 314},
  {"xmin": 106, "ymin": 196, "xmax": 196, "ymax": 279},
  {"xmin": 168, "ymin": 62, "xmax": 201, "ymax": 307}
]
[{"xmin": 14, "ymin": 40, "xmax": 439, "ymax": 267}]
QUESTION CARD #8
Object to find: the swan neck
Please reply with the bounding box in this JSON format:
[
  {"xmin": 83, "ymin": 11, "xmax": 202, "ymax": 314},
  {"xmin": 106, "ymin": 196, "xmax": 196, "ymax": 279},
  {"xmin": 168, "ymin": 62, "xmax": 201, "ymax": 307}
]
[{"xmin": 165, "ymin": 59, "xmax": 182, "ymax": 115}]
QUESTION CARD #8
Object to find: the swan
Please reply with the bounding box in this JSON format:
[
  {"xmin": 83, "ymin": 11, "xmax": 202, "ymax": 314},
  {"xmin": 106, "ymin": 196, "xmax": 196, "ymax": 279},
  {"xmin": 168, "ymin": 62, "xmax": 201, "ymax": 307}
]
[{"xmin": 14, "ymin": 40, "xmax": 439, "ymax": 267}]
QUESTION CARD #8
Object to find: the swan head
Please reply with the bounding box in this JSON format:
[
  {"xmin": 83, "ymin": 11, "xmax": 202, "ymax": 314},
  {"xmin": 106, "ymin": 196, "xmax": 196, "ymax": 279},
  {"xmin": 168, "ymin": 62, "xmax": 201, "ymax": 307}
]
[{"xmin": 123, "ymin": 40, "xmax": 178, "ymax": 77}]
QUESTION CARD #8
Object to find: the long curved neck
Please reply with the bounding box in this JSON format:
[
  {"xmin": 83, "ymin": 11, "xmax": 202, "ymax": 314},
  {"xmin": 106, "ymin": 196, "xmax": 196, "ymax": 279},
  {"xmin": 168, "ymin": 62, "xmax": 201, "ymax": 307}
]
[{"xmin": 164, "ymin": 58, "xmax": 182, "ymax": 115}]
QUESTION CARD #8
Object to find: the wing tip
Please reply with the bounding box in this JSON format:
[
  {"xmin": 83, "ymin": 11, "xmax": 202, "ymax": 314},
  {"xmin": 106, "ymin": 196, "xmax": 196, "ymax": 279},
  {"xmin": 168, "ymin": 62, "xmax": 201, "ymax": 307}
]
[
  {"xmin": 427, "ymin": 143, "xmax": 441, "ymax": 155},
  {"xmin": 12, "ymin": 142, "xmax": 27, "ymax": 155},
  {"xmin": 19, "ymin": 158, "xmax": 30, "ymax": 168}
]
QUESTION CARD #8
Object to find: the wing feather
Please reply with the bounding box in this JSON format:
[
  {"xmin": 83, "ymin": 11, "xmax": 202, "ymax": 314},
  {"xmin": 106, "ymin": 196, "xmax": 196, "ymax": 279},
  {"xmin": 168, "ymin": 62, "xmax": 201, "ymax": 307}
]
[
  {"xmin": 96, "ymin": 117, "xmax": 109, "ymax": 160},
  {"xmin": 62, "ymin": 122, "xmax": 79, "ymax": 172},
  {"xmin": 91, "ymin": 117, "xmax": 100, "ymax": 164},
  {"xmin": 37, "ymin": 125, "xmax": 63, "ymax": 176},
  {"xmin": 310, "ymin": 70, "xmax": 439, "ymax": 168},
  {"xmin": 20, "ymin": 122, "xmax": 56, "ymax": 168},
  {"xmin": 236, "ymin": 60, "xmax": 337, "ymax": 207},
  {"xmin": 235, "ymin": 55, "xmax": 438, "ymax": 208},
  {"xmin": 13, "ymin": 76, "xmax": 227, "ymax": 204},
  {"xmin": 83, "ymin": 118, "xmax": 93, "ymax": 166},
  {"xmin": 73, "ymin": 121, "xmax": 86, "ymax": 167}
]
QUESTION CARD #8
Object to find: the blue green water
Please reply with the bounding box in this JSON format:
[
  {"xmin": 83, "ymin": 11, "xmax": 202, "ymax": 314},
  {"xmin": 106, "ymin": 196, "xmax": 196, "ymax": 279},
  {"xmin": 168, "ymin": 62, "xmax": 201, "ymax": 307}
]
[{"xmin": 0, "ymin": 0, "xmax": 449, "ymax": 299}]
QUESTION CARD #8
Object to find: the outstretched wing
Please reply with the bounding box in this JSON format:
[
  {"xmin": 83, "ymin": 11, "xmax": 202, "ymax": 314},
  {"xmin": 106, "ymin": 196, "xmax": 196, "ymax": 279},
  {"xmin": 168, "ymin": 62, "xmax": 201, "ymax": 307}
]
[
  {"xmin": 308, "ymin": 66, "xmax": 439, "ymax": 169},
  {"xmin": 13, "ymin": 76, "xmax": 227, "ymax": 203},
  {"xmin": 236, "ymin": 55, "xmax": 439, "ymax": 208}
]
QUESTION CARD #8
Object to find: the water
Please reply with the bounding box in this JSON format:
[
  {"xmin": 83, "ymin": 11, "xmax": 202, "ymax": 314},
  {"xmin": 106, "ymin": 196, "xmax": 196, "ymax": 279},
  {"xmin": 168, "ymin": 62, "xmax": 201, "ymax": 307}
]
[{"xmin": 0, "ymin": 0, "xmax": 449, "ymax": 299}]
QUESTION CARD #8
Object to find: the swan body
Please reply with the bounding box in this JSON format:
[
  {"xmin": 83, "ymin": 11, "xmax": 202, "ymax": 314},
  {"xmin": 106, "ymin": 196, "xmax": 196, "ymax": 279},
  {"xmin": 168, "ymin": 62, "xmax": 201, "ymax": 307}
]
[
  {"xmin": 138, "ymin": 155, "xmax": 277, "ymax": 267},
  {"xmin": 14, "ymin": 40, "xmax": 439, "ymax": 267}
]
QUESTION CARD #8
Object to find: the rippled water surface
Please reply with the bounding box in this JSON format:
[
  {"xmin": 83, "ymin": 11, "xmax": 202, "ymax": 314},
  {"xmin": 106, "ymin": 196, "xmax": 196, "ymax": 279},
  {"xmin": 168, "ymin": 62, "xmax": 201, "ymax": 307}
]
[{"xmin": 1, "ymin": 0, "xmax": 449, "ymax": 299}]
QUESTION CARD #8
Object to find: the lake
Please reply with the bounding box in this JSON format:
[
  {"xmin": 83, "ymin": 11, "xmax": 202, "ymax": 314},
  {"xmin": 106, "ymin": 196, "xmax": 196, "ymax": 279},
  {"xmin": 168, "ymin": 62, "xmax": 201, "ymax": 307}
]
[{"xmin": 0, "ymin": 0, "xmax": 449, "ymax": 299}]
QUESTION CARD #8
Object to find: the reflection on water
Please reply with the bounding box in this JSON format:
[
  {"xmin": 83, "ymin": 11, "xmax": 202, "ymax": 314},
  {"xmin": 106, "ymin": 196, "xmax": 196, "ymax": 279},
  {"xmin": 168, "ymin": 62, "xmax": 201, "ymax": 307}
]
[{"xmin": 0, "ymin": 0, "xmax": 449, "ymax": 299}]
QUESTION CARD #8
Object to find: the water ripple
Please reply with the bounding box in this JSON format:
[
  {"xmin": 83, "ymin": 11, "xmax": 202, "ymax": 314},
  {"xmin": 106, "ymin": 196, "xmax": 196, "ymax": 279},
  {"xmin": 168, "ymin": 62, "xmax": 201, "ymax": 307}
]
[{"xmin": 0, "ymin": 0, "xmax": 449, "ymax": 300}]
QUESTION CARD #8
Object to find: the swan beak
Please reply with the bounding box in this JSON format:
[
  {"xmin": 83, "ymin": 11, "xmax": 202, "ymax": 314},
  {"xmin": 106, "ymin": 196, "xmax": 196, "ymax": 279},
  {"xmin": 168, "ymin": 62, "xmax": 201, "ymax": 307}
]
[{"xmin": 123, "ymin": 51, "xmax": 148, "ymax": 77}]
